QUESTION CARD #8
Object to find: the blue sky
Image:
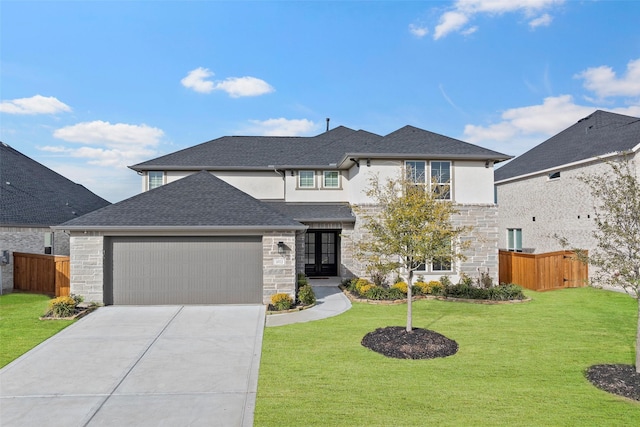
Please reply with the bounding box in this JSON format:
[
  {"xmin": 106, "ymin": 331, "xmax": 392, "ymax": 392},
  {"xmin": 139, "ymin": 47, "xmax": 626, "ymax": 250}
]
[{"xmin": 2, "ymin": 0, "xmax": 639, "ymax": 203}]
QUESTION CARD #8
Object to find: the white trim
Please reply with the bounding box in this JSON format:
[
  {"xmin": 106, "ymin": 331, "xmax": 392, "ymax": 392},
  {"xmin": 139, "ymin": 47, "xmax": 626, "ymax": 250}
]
[{"xmin": 495, "ymin": 151, "xmax": 632, "ymax": 185}]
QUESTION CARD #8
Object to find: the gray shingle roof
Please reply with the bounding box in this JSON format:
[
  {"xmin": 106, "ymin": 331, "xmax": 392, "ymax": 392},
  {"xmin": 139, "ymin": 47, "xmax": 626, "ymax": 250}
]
[
  {"xmin": 131, "ymin": 125, "xmax": 510, "ymax": 171},
  {"xmin": 0, "ymin": 142, "xmax": 111, "ymax": 227},
  {"xmin": 495, "ymin": 110, "xmax": 640, "ymax": 182},
  {"xmin": 264, "ymin": 202, "xmax": 355, "ymax": 223},
  {"xmin": 57, "ymin": 171, "xmax": 305, "ymax": 230}
]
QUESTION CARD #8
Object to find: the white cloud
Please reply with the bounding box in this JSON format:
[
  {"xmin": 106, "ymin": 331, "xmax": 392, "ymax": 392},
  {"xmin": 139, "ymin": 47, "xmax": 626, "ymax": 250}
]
[
  {"xmin": 463, "ymin": 95, "xmax": 640, "ymax": 154},
  {"xmin": 529, "ymin": 13, "xmax": 552, "ymax": 28},
  {"xmin": 432, "ymin": 0, "xmax": 564, "ymax": 40},
  {"xmin": 50, "ymin": 120, "xmax": 164, "ymax": 167},
  {"xmin": 215, "ymin": 76, "xmax": 275, "ymax": 98},
  {"xmin": 575, "ymin": 58, "xmax": 640, "ymax": 98},
  {"xmin": 243, "ymin": 118, "xmax": 317, "ymax": 136},
  {"xmin": 409, "ymin": 24, "xmax": 428, "ymax": 38},
  {"xmin": 180, "ymin": 67, "xmax": 215, "ymax": 93},
  {"xmin": 181, "ymin": 68, "xmax": 274, "ymax": 97},
  {"xmin": 0, "ymin": 95, "xmax": 71, "ymax": 115}
]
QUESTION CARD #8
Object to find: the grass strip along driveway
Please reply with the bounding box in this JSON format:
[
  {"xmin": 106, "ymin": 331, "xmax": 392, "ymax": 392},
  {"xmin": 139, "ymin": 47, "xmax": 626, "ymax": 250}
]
[
  {"xmin": 255, "ymin": 288, "xmax": 640, "ymax": 426},
  {"xmin": 0, "ymin": 293, "xmax": 75, "ymax": 368}
]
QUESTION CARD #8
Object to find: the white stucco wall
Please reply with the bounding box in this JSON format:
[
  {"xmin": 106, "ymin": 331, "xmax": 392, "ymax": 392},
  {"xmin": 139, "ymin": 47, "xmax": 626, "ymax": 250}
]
[
  {"xmin": 347, "ymin": 160, "xmax": 403, "ymax": 204},
  {"xmin": 453, "ymin": 161, "xmax": 495, "ymax": 204},
  {"xmin": 284, "ymin": 170, "xmax": 349, "ymax": 202}
]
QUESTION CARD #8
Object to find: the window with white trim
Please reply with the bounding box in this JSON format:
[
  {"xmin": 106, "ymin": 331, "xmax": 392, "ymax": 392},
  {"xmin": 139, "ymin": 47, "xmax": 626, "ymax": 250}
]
[
  {"xmin": 148, "ymin": 171, "xmax": 164, "ymax": 190},
  {"xmin": 299, "ymin": 170, "xmax": 315, "ymax": 188},
  {"xmin": 405, "ymin": 161, "xmax": 426, "ymax": 185},
  {"xmin": 507, "ymin": 228, "xmax": 522, "ymax": 252},
  {"xmin": 323, "ymin": 171, "xmax": 339, "ymax": 188},
  {"xmin": 431, "ymin": 161, "xmax": 451, "ymax": 200}
]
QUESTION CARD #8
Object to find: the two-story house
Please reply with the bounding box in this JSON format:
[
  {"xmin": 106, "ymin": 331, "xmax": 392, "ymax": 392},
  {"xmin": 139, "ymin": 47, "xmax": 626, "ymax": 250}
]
[
  {"xmin": 57, "ymin": 125, "xmax": 510, "ymax": 305},
  {"xmin": 495, "ymin": 110, "xmax": 640, "ymax": 283}
]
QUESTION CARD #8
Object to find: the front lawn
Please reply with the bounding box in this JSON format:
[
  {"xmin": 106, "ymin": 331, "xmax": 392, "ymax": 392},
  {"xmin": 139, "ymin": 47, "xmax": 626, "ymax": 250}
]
[
  {"xmin": 0, "ymin": 293, "xmax": 75, "ymax": 368},
  {"xmin": 255, "ymin": 287, "xmax": 640, "ymax": 426}
]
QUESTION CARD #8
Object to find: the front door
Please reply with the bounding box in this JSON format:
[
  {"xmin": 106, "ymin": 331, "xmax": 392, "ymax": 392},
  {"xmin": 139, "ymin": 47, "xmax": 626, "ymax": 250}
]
[{"xmin": 305, "ymin": 230, "xmax": 339, "ymax": 276}]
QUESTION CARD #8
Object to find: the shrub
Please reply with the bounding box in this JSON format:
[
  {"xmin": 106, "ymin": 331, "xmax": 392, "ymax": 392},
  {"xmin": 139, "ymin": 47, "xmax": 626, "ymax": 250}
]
[
  {"xmin": 363, "ymin": 286, "xmax": 386, "ymax": 300},
  {"xmin": 476, "ymin": 269, "xmax": 494, "ymax": 289},
  {"xmin": 439, "ymin": 275, "xmax": 453, "ymax": 287},
  {"xmin": 386, "ymin": 287, "xmax": 406, "ymax": 300},
  {"xmin": 297, "ymin": 273, "xmax": 309, "ymax": 286},
  {"xmin": 355, "ymin": 279, "xmax": 371, "ymax": 293},
  {"xmin": 271, "ymin": 293, "xmax": 293, "ymax": 311},
  {"xmin": 391, "ymin": 282, "xmax": 408, "ymax": 294},
  {"xmin": 358, "ymin": 284, "xmax": 375, "ymax": 296},
  {"xmin": 298, "ymin": 284, "xmax": 316, "ymax": 305},
  {"xmin": 48, "ymin": 296, "xmax": 77, "ymax": 318},
  {"xmin": 414, "ymin": 280, "xmax": 443, "ymax": 295}
]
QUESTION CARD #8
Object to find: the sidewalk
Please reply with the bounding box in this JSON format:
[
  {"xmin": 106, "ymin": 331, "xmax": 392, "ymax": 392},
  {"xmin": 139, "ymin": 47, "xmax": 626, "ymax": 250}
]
[{"xmin": 266, "ymin": 278, "xmax": 351, "ymax": 327}]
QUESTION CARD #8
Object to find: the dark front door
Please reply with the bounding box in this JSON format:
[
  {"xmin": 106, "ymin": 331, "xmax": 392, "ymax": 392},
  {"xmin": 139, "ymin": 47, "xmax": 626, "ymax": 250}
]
[{"xmin": 305, "ymin": 230, "xmax": 339, "ymax": 276}]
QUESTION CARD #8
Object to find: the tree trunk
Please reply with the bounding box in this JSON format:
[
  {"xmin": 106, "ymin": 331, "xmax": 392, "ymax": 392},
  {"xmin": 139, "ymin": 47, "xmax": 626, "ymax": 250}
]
[
  {"xmin": 636, "ymin": 298, "xmax": 640, "ymax": 373},
  {"xmin": 406, "ymin": 270, "xmax": 413, "ymax": 332}
]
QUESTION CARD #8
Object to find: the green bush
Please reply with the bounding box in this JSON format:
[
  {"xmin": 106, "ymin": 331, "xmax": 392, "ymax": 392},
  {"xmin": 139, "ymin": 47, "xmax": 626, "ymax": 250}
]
[
  {"xmin": 48, "ymin": 296, "xmax": 77, "ymax": 318},
  {"xmin": 297, "ymin": 273, "xmax": 308, "ymax": 286},
  {"xmin": 271, "ymin": 293, "xmax": 293, "ymax": 311},
  {"xmin": 443, "ymin": 283, "xmax": 525, "ymax": 301},
  {"xmin": 363, "ymin": 286, "xmax": 386, "ymax": 300},
  {"xmin": 298, "ymin": 285, "xmax": 316, "ymax": 305},
  {"xmin": 391, "ymin": 282, "xmax": 408, "ymax": 294},
  {"xmin": 386, "ymin": 287, "xmax": 406, "ymax": 300}
]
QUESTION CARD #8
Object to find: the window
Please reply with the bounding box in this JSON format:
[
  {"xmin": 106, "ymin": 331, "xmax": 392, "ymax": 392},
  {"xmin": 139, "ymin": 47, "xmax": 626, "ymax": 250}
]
[
  {"xmin": 323, "ymin": 171, "xmax": 339, "ymax": 188},
  {"xmin": 405, "ymin": 161, "xmax": 426, "ymax": 185},
  {"xmin": 148, "ymin": 171, "xmax": 164, "ymax": 190},
  {"xmin": 432, "ymin": 239, "xmax": 452, "ymax": 272},
  {"xmin": 507, "ymin": 228, "xmax": 522, "ymax": 252},
  {"xmin": 431, "ymin": 161, "xmax": 451, "ymax": 200},
  {"xmin": 299, "ymin": 171, "xmax": 315, "ymax": 188}
]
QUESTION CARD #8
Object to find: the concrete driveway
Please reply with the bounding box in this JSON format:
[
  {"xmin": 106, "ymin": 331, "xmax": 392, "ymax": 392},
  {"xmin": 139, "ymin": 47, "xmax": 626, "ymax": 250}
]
[{"xmin": 0, "ymin": 305, "xmax": 265, "ymax": 427}]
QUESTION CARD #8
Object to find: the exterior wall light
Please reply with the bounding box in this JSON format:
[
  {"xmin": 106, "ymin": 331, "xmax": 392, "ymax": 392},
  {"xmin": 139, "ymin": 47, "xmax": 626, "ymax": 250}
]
[{"xmin": 277, "ymin": 241, "xmax": 286, "ymax": 255}]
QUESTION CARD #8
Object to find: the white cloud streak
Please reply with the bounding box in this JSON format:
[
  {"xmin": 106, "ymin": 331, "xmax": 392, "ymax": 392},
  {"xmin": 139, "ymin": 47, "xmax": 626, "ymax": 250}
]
[
  {"xmin": 243, "ymin": 118, "xmax": 317, "ymax": 136},
  {"xmin": 575, "ymin": 58, "xmax": 640, "ymax": 98},
  {"xmin": 433, "ymin": 0, "xmax": 564, "ymax": 40},
  {"xmin": 409, "ymin": 24, "xmax": 428, "ymax": 38},
  {"xmin": 0, "ymin": 95, "xmax": 72, "ymax": 115},
  {"xmin": 181, "ymin": 67, "xmax": 274, "ymax": 97},
  {"xmin": 50, "ymin": 120, "xmax": 165, "ymax": 167}
]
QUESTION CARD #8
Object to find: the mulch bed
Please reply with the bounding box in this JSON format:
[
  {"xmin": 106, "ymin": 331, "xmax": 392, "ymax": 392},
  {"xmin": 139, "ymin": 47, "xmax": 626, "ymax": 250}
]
[
  {"xmin": 361, "ymin": 326, "xmax": 458, "ymax": 359},
  {"xmin": 586, "ymin": 364, "xmax": 640, "ymax": 401}
]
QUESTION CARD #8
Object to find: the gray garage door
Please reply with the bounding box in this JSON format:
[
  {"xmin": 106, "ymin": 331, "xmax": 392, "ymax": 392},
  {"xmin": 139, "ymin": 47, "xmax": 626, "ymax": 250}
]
[{"xmin": 106, "ymin": 236, "xmax": 263, "ymax": 305}]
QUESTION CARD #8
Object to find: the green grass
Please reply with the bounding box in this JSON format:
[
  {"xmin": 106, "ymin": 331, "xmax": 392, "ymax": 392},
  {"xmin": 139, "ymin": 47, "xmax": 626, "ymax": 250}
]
[
  {"xmin": 0, "ymin": 293, "xmax": 75, "ymax": 368},
  {"xmin": 255, "ymin": 288, "xmax": 640, "ymax": 426}
]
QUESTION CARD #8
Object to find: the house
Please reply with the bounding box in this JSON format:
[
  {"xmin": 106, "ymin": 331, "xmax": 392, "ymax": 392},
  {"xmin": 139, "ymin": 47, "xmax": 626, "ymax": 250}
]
[
  {"xmin": 494, "ymin": 110, "xmax": 640, "ymax": 272},
  {"xmin": 56, "ymin": 125, "xmax": 511, "ymax": 305},
  {"xmin": 0, "ymin": 142, "xmax": 110, "ymax": 293}
]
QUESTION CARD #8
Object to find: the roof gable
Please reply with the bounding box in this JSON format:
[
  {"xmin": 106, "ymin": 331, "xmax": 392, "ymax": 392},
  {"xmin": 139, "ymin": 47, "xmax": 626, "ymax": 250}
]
[
  {"xmin": 495, "ymin": 110, "xmax": 640, "ymax": 182},
  {"xmin": 0, "ymin": 142, "xmax": 110, "ymax": 227},
  {"xmin": 59, "ymin": 171, "xmax": 304, "ymax": 230}
]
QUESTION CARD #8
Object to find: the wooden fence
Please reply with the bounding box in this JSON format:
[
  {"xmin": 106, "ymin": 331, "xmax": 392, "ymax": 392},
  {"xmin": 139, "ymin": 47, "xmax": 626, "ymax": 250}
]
[
  {"xmin": 13, "ymin": 252, "xmax": 70, "ymax": 297},
  {"xmin": 498, "ymin": 250, "xmax": 588, "ymax": 291}
]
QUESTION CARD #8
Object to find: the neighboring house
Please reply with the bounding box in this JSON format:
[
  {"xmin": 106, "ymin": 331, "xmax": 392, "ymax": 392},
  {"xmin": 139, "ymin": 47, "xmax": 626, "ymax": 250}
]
[
  {"xmin": 56, "ymin": 125, "xmax": 510, "ymax": 305},
  {"xmin": 0, "ymin": 142, "xmax": 110, "ymax": 293},
  {"xmin": 495, "ymin": 110, "xmax": 640, "ymax": 276}
]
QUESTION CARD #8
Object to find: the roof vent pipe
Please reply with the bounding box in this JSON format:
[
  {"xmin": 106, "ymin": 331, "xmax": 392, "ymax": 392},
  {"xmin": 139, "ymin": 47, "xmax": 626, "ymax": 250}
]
[{"xmin": 326, "ymin": 118, "xmax": 330, "ymax": 132}]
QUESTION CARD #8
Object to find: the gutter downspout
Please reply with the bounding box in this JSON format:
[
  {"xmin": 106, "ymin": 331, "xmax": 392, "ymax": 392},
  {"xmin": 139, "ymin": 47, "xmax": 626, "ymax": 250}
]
[{"xmin": 272, "ymin": 166, "xmax": 286, "ymax": 199}]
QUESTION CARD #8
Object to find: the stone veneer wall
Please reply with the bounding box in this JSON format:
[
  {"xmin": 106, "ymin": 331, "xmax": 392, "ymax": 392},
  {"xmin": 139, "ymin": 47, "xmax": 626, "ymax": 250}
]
[
  {"xmin": 0, "ymin": 226, "xmax": 70, "ymax": 292},
  {"xmin": 344, "ymin": 204, "xmax": 499, "ymax": 283},
  {"xmin": 69, "ymin": 233, "xmax": 104, "ymax": 303},
  {"xmin": 262, "ymin": 231, "xmax": 297, "ymax": 304}
]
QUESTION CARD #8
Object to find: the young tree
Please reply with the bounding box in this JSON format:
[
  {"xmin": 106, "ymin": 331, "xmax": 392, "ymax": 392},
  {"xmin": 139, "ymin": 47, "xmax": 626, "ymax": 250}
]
[
  {"xmin": 570, "ymin": 159, "xmax": 640, "ymax": 372},
  {"xmin": 354, "ymin": 173, "xmax": 472, "ymax": 332}
]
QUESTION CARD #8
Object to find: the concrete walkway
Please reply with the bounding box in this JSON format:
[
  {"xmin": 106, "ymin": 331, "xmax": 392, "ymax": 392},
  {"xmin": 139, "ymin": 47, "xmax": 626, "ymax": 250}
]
[
  {"xmin": 0, "ymin": 305, "xmax": 265, "ymax": 427},
  {"xmin": 266, "ymin": 278, "xmax": 351, "ymax": 327}
]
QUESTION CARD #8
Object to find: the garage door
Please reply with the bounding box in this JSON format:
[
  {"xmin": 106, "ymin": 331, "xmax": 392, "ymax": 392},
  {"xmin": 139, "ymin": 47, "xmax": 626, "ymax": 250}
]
[{"xmin": 106, "ymin": 236, "xmax": 263, "ymax": 305}]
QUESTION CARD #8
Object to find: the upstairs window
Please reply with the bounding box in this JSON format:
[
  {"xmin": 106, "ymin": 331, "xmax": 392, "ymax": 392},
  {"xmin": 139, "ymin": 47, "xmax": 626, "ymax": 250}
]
[
  {"xmin": 148, "ymin": 171, "xmax": 164, "ymax": 190},
  {"xmin": 431, "ymin": 161, "xmax": 451, "ymax": 200},
  {"xmin": 405, "ymin": 161, "xmax": 426, "ymax": 185},
  {"xmin": 507, "ymin": 228, "xmax": 522, "ymax": 252},
  {"xmin": 299, "ymin": 171, "xmax": 315, "ymax": 188},
  {"xmin": 323, "ymin": 171, "xmax": 340, "ymax": 188}
]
